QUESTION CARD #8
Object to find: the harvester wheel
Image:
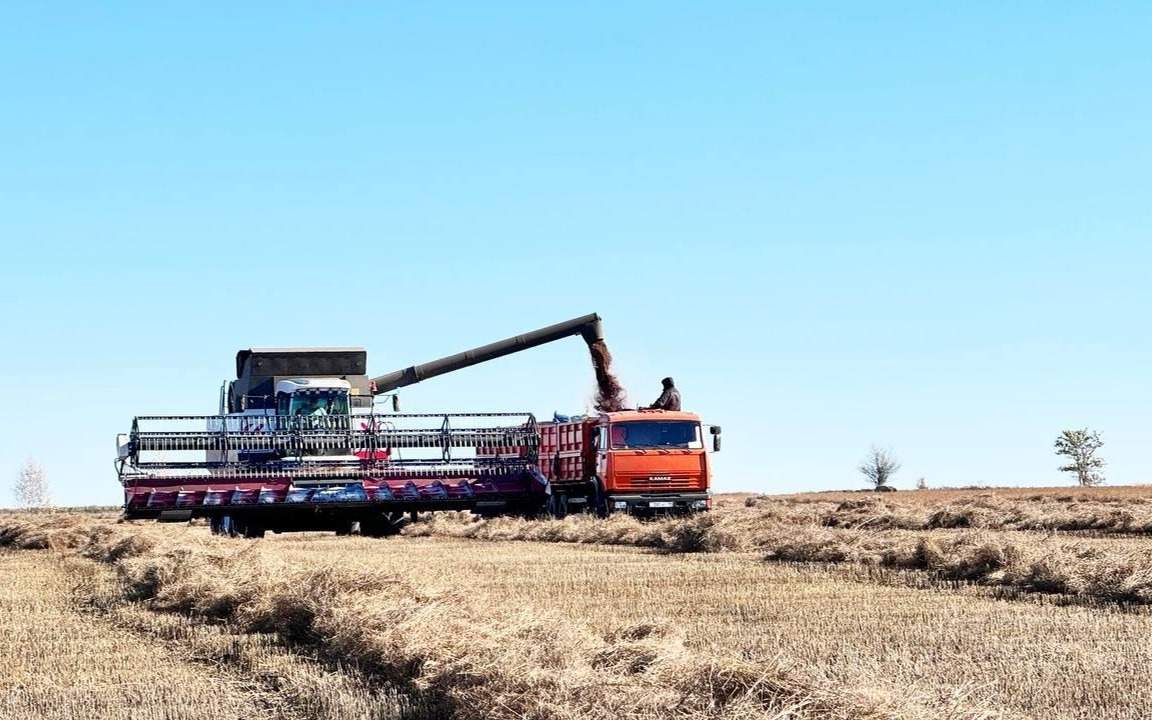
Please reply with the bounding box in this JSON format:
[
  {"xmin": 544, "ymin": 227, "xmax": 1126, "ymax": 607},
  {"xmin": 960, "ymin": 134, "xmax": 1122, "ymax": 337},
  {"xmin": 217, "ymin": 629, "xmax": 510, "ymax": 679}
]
[
  {"xmin": 361, "ymin": 512, "xmax": 405, "ymax": 538},
  {"xmin": 219, "ymin": 514, "xmax": 237, "ymax": 537},
  {"xmin": 228, "ymin": 516, "xmax": 249, "ymax": 538}
]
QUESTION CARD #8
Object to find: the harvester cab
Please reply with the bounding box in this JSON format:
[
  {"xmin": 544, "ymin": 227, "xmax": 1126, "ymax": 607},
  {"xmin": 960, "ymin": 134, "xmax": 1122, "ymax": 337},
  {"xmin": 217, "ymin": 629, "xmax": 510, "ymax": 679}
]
[{"xmin": 274, "ymin": 378, "xmax": 350, "ymax": 417}]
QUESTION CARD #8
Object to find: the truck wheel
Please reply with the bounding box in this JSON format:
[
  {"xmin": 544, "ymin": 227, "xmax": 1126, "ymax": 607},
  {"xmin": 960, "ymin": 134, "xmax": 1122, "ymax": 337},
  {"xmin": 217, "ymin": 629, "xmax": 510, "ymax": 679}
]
[{"xmin": 589, "ymin": 479, "xmax": 608, "ymax": 518}]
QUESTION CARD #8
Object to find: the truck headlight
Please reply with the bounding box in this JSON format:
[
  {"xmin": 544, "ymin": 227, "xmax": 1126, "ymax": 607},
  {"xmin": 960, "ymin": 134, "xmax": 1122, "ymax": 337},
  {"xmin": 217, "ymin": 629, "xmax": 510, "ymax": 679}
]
[
  {"xmin": 613, "ymin": 501, "xmax": 628, "ymax": 510},
  {"xmin": 691, "ymin": 500, "xmax": 708, "ymax": 510}
]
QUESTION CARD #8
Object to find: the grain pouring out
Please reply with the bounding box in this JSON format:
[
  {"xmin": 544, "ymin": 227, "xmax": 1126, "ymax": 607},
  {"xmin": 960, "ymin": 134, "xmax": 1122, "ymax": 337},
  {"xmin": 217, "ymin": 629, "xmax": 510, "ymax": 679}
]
[{"xmin": 588, "ymin": 339, "xmax": 628, "ymax": 412}]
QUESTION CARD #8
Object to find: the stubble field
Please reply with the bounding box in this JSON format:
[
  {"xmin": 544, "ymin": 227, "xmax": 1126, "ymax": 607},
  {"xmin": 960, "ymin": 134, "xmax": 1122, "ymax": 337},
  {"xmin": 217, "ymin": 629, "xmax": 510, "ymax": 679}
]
[{"xmin": 3, "ymin": 486, "xmax": 1152, "ymax": 720}]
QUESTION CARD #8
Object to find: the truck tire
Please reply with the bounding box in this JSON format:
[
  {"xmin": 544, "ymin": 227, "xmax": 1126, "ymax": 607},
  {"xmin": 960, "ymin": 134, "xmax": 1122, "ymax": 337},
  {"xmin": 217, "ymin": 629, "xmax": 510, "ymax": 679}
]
[{"xmin": 589, "ymin": 478, "xmax": 608, "ymax": 518}]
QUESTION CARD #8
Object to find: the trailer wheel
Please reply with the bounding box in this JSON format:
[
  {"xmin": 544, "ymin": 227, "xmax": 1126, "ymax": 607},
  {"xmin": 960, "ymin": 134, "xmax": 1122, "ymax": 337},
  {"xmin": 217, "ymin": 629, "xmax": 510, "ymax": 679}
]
[
  {"xmin": 242, "ymin": 523, "xmax": 266, "ymax": 539},
  {"xmin": 334, "ymin": 520, "xmax": 356, "ymax": 536},
  {"xmin": 209, "ymin": 516, "xmax": 223, "ymax": 535}
]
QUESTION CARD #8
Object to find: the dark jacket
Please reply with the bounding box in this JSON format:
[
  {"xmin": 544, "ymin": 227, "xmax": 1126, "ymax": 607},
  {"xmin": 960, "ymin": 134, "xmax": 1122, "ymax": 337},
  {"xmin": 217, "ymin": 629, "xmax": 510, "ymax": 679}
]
[{"xmin": 651, "ymin": 386, "xmax": 681, "ymax": 411}]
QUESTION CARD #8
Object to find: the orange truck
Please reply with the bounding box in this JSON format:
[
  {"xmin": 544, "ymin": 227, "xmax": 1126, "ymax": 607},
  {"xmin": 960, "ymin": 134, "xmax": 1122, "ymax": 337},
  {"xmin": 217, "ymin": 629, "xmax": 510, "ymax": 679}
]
[{"xmin": 536, "ymin": 409, "xmax": 719, "ymax": 516}]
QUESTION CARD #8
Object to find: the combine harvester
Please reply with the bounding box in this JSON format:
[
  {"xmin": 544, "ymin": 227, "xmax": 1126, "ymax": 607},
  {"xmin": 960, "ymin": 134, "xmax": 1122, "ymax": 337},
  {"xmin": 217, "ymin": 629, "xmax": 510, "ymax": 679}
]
[{"xmin": 116, "ymin": 314, "xmax": 719, "ymax": 537}]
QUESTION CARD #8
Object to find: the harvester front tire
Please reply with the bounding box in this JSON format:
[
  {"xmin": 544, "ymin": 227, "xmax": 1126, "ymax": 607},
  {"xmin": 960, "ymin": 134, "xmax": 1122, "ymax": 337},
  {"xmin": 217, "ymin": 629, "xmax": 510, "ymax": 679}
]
[
  {"xmin": 224, "ymin": 515, "xmax": 263, "ymax": 539},
  {"xmin": 361, "ymin": 512, "xmax": 405, "ymax": 538},
  {"xmin": 219, "ymin": 515, "xmax": 237, "ymax": 537}
]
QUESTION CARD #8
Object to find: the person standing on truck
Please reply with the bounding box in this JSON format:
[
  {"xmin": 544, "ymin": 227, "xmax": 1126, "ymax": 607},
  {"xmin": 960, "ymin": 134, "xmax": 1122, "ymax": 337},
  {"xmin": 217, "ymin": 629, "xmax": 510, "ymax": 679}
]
[{"xmin": 648, "ymin": 377, "xmax": 681, "ymax": 411}]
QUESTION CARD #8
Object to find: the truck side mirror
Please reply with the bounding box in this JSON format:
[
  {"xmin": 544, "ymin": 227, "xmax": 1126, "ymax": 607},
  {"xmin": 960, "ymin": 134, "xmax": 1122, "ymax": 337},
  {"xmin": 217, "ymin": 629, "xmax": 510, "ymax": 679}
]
[
  {"xmin": 392, "ymin": 395, "xmax": 400, "ymax": 412},
  {"xmin": 710, "ymin": 425, "xmax": 721, "ymax": 452}
]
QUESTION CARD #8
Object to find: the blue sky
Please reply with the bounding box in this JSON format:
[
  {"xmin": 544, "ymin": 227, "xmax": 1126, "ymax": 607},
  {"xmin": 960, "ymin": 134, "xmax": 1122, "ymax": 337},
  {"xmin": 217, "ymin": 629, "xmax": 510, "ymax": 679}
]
[{"xmin": 1, "ymin": 3, "xmax": 1149, "ymax": 505}]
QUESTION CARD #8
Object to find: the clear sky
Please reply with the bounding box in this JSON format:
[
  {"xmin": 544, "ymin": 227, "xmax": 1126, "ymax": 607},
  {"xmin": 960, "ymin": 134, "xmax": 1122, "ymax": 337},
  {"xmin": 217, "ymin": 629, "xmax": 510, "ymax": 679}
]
[{"xmin": 1, "ymin": 3, "xmax": 1149, "ymax": 505}]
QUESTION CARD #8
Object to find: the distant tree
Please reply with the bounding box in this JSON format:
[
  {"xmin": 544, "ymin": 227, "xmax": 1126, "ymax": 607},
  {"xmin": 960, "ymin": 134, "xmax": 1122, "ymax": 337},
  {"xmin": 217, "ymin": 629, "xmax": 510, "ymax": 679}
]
[
  {"xmin": 1054, "ymin": 429, "xmax": 1106, "ymax": 486},
  {"xmin": 858, "ymin": 446, "xmax": 901, "ymax": 489},
  {"xmin": 916, "ymin": 477, "xmax": 928, "ymax": 490},
  {"xmin": 13, "ymin": 459, "xmax": 51, "ymax": 509}
]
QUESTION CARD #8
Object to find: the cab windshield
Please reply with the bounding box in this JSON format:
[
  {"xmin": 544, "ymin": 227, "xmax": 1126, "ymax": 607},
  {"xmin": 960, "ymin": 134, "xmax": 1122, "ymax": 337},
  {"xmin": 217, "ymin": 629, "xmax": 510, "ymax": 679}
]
[
  {"xmin": 278, "ymin": 390, "xmax": 349, "ymax": 417},
  {"xmin": 609, "ymin": 421, "xmax": 702, "ymax": 449}
]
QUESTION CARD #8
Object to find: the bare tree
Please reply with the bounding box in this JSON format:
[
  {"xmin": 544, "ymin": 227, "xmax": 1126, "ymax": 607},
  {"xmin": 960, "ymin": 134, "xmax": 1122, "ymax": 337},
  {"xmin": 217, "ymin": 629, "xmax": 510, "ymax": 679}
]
[
  {"xmin": 13, "ymin": 459, "xmax": 51, "ymax": 509},
  {"xmin": 915, "ymin": 477, "xmax": 928, "ymax": 490},
  {"xmin": 1054, "ymin": 429, "xmax": 1106, "ymax": 486},
  {"xmin": 858, "ymin": 446, "xmax": 901, "ymax": 489}
]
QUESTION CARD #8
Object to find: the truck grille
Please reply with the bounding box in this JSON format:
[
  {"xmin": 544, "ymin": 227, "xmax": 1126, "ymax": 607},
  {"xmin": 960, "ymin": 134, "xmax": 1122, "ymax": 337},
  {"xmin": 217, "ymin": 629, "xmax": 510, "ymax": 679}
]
[{"xmin": 615, "ymin": 475, "xmax": 702, "ymax": 490}]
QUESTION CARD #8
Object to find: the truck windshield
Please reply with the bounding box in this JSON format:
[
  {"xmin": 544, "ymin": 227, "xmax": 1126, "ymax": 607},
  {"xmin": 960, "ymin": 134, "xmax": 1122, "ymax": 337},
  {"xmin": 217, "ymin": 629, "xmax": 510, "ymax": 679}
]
[
  {"xmin": 609, "ymin": 421, "xmax": 702, "ymax": 449},
  {"xmin": 279, "ymin": 391, "xmax": 349, "ymax": 417}
]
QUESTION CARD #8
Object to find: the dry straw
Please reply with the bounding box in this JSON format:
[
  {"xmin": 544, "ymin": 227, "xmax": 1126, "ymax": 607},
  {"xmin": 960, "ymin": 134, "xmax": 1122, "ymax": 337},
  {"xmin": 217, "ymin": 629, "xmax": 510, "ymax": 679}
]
[{"xmin": 0, "ymin": 512, "xmax": 1002, "ymax": 720}]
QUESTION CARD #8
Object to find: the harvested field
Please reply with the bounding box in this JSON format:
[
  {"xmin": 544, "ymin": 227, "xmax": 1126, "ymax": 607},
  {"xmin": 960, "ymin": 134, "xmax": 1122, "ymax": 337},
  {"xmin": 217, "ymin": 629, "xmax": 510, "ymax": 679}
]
[
  {"xmin": 405, "ymin": 496, "xmax": 1152, "ymax": 605},
  {"xmin": 0, "ymin": 550, "xmax": 281, "ymax": 719},
  {"xmin": 744, "ymin": 485, "xmax": 1152, "ymax": 533},
  {"xmin": 773, "ymin": 485, "xmax": 1152, "ymax": 504},
  {"xmin": 4, "ymin": 488, "xmax": 1152, "ymax": 719}
]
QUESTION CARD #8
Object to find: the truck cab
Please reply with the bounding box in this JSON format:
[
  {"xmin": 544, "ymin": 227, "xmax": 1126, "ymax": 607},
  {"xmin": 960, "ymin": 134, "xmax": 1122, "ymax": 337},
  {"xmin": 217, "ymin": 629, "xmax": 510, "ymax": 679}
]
[
  {"xmin": 595, "ymin": 410, "xmax": 713, "ymax": 514},
  {"xmin": 537, "ymin": 409, "xmax": 717, "ymax": 516}
]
